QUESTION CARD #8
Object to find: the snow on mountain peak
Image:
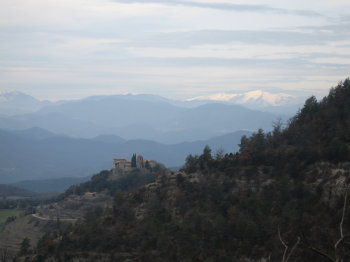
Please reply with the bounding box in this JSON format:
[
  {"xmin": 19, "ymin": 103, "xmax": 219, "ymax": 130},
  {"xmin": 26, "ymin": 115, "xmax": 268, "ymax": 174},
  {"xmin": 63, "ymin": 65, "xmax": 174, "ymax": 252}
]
[
  {"xmin": 187, "ymin": 93, "xmax": 239, "ymax": 102},
  {"xmin": 0, "ymin": 91, "xmax": 49, "ymax": 116},
  {"xmin": 187, "ymin": 90, "xmax": 296, "ymax": 107},
  {"xmin": 0, "ymin": 91, "xmax": 29, "ymax": 101},
  {"xmin": 239, "ymin": 90, "xmax": 295, "ymax": 106}
]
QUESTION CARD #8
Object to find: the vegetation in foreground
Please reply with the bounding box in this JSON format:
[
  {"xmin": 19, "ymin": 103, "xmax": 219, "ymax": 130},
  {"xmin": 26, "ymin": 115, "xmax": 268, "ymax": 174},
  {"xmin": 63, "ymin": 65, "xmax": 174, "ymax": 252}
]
[{"xmin": 14, "ymin": 79, "xmax": 350, "ymax": 261}]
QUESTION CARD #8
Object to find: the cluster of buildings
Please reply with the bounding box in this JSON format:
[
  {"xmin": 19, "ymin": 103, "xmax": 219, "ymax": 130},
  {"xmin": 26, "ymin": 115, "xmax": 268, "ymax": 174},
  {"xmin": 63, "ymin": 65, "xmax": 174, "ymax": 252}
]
[
  {"xmin": 114, "ymin": 155, "xmax": 143, "ymax": 169},
  {"xmin": 113, "ymin": 154, "xmax": 157, "ymax": 175}
]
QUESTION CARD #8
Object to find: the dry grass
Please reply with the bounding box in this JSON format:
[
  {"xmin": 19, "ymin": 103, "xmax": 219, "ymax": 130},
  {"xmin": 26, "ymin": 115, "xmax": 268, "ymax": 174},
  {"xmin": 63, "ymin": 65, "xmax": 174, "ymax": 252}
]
[{"xmin": 0, "ymin": 209, "xmax": 23, "ymax": 229}]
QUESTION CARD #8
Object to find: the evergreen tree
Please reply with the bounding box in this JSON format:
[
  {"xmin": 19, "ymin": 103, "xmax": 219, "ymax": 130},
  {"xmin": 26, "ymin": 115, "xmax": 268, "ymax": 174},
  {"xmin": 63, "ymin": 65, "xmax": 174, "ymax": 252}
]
[
  {"xmin": 20, "ymin": 237, "xmax": 31, "ymax": 254},
  {"xmin": 145, "ymin": 160, "xmax": 151, "ymax": 170},
  {"xmin": 131, "ymin": 154, "xmax": 137, "ymax": 167}
]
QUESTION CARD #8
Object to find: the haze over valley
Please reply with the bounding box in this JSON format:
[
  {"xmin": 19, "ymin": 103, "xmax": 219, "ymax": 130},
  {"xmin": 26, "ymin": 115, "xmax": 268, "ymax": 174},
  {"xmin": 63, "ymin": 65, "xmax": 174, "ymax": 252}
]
[
  {"xmin": 0, "ymin": 90, "xmax": 300, "ymax": 186},
  {"xmin": 0, "ymin": 91, "xmax": 282, "ymax": 142}
]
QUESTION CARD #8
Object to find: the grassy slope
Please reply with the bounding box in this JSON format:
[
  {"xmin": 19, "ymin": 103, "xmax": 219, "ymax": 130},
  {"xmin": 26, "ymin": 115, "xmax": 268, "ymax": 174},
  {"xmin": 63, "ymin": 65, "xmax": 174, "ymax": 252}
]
[
  {"xmin": 0, "ymin": 209, "xmax": 22, "ymax": 229},
  {"xmin": 0, "ymin": 214, "xmax": 55, "ymax": 260}
]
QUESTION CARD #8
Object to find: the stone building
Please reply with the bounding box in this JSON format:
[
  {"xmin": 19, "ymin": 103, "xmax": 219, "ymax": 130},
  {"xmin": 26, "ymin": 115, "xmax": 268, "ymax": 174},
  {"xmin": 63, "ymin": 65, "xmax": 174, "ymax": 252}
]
[
  {"xmin": 136, "ymin": 155, "xmax": 144, "ymax": 168},
  {"xmin": 112, "ymin": 155, "xmax": 159, "ymax": 179},
  {"xmin": 114, "ymin": 158, "xmax": 132, "ymax": 170},
  {"xmin": 112, "ymin": 154, "xmax": 149, "ymax": 174}
]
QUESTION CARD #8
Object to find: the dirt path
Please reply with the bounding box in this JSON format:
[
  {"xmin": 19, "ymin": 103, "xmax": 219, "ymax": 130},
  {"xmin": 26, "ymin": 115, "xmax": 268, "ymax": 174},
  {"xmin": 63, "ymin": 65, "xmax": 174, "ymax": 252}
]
[{"xmin": 31, "ymin": 213, "xmax": 77, "ymax": 222}]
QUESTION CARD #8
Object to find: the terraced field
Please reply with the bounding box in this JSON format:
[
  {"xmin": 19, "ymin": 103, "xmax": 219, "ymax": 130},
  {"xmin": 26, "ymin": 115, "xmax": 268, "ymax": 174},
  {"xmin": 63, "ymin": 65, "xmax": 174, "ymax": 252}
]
[
  {"xmin": 0, "ymin": 192, "xmax": 113, "ymax": 260},
  {"xmin": 0, "ymin": 209, "xmax": 22, "ymax": 229},
  {"xmin": 0, "ymin": 215, "xmax": 47, "ymax": 260}
]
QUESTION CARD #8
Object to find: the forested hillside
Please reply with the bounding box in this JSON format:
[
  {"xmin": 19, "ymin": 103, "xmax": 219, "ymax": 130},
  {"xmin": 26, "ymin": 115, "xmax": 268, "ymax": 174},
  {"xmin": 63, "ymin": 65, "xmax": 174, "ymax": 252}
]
[
  {"xmin": 0, "ymin": 185, "xmax": 36, "ymax": 198},
  {"xmin": 21, "ymin": 79, "xmax": 350, "ymax": 262}
]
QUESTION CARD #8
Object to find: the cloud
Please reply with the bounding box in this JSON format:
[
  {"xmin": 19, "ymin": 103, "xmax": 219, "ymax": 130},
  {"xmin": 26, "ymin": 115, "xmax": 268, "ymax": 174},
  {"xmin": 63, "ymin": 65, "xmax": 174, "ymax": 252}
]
[
  {"xmin": 0, "ymin": 0, "xmax": 349, "ymax": 101},
  {"xmin": 122, "ymin": 43, "xmax": 350, "ymax": 79},
  {"xmin": 114, "ymin": 0, "xmax": 323, "ymax": 17},
  {"xmin": 126, "ymin": 29, "xmax": 345, "ymax": 49}
]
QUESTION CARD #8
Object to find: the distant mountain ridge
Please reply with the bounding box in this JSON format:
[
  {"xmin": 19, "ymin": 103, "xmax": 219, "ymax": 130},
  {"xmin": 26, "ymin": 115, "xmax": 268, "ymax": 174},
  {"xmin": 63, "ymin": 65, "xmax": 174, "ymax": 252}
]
[
  {"xmin": 0, "ymin": 91, "xmax": 51, "ymax": 116},
  {"xmin": 0, "ymin": 92, "xmax": 283, "ymax": 143},
  {"xmin": 12, "ymin": 177, "xmax": 90, "ymax": 193},
  {"xmin": 0, "ymin": 127, "xmax": 250, "ymax": 183},
  {"xmin": 0, "ymin": 184, "xmax": 36, "ymax": 197}
]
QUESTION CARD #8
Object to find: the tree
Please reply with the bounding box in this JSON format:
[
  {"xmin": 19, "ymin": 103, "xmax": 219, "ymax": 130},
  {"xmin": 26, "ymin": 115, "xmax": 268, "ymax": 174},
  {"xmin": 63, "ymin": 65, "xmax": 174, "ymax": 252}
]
[
  {"xmin": 200, "ymin": 145, "xmax": 212, "ymax": 162},
  {"xmin": 215, "ymin": 148, "xmax": 225, "ymax": 160},
  {"xmin": 131, "ymin": 154, "xmax": 137, "ymax": 168},
  {"xmin": 20, "ymin": 237, "xmax": 31, "ymax": 254},
  {"xmin": 308, "ymin": 190, "xmax": 349, "ymax": 262},
  {"xmin": 0, "ymin": 248, "xmax": 9, "ymax": 262},
  {"xmin": 145, "ymin": 160, "xmax": 151, "ymax": 170},
  {"xmin": 182, "ymin": 154, "xmax": 196, "ymax": 173},
  {"xmin": 197, "ymin": 145, "xmax": 212, "ymax": 170},
  {"xmin": 278, "ymin": 226, "xmax": 300, "ymax": 262}
]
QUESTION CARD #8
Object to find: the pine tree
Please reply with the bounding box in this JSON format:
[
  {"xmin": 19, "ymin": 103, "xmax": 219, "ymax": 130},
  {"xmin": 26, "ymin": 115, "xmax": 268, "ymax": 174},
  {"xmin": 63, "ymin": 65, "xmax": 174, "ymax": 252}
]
[{"xmin": 131, "ymin": 154, "xmax": 137, "ymax": 167}]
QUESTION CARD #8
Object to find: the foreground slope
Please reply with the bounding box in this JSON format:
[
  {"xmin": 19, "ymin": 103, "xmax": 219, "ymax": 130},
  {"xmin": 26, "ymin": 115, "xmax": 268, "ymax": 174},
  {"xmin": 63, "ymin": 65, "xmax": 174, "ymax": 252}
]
[
  {"xmin": 20, "ymin": 79, "xmax": 350, "ymax": 262},
  {"xmin": 0, "ymin": 165, "xmax": 165, "ymax": 261}
]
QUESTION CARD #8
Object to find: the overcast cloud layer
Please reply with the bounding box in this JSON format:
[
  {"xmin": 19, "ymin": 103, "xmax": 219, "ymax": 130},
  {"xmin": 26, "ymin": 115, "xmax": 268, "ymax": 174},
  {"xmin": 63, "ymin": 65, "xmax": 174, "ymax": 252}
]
[{"xmin": 0, "ymin": 0, "xmax": 349, "ymax": 100}]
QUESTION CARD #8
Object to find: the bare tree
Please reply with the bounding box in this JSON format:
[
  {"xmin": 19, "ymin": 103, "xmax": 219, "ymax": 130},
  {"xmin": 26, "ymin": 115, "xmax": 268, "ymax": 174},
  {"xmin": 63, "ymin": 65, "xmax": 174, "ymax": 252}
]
[
  {"xmin": 278, "ymin": 226, "xmax": 301, "ymax": 262},
  {"xmin": 0, "ymin": 248, "xmax": 9, "ymax": 262},
  {"xmin": 272, "ymin": 117, "xmax": 284, "ymax": 134},
  {"xmin": 215, "ymin": 148, "xmax": 225, "ymax": 160},
  {"xmin": 335, "ymin": 190, "xmax": 347, "ymax": 250},
  {"xmin": 309, "ymin": 189, "xmax": 348, "ymax": 262}
]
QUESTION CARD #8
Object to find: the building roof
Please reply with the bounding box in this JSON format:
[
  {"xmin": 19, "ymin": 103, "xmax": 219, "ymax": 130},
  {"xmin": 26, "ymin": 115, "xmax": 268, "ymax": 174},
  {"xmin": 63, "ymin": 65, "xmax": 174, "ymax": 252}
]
[{"xmin": 114, "ymin": 158, "xmax": 128, "ymax": 161}]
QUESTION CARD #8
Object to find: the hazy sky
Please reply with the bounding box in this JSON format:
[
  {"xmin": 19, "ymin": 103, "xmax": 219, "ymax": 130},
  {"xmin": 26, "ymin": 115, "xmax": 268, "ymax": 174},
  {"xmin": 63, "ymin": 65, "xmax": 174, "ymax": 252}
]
[{"xmin": 0, "ymin": 0, "xmax": 349, "ymax": 101}]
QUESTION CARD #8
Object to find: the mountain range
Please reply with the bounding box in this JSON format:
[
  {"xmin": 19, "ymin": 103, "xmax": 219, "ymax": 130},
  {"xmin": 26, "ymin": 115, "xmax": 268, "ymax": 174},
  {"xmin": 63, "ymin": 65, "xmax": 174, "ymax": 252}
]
[
  {"xmin": 0, "ymin": 90, "xmax": 299, "ymax": 186},
  {"xmin": 0, "ymin": 184, "xmax": 37, "ymax": 197},
  {"xmin": 0, "ymin": 91, "xmax": 51, "ymax": 116},
  {"xmin": 0, "ymin": 91, "xmax": 296, "ymax": 143}
]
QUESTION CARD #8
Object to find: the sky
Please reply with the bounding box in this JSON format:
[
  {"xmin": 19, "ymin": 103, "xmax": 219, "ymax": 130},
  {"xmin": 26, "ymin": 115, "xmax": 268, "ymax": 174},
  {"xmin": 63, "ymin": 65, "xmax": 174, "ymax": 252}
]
[{"xmin": 0, "ymin": 0, "xmax": 349, "ymax": 101}]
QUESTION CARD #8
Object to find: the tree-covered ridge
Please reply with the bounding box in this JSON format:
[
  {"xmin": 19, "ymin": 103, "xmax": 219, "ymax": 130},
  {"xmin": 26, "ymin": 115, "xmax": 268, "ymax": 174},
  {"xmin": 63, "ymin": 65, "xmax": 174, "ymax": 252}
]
[
  {"xmin": 183, "ymin": 78, "xmax": 350, "ymax": 173},
  {"xmin": 21, "ymin": 79, "xmax": 350, "ymax": 262},
  {"xmin": 63, "ymin": 170, "xmax": 155, "ymax": 196},
  {"xmin": 56, "ymin": 160, "xmax": 167, "ymax": 200},
  {"xmin": 242, "ymin": 79, "xmax": 350, "ymax": 165},
  {"xmin": 31, "ymin": 165, "xmax": 350, "ymax": 261}
]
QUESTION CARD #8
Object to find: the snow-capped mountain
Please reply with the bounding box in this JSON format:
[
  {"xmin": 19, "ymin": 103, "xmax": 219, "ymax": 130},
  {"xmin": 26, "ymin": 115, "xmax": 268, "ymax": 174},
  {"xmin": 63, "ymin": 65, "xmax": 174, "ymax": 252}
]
[
  {"xmin": 0, "ymin": 91, "xmax": 51, "ymax": 116},
  {"xmin": 188, "ymin": 90, "xmax": 295, "ymax": 106},
  {"xmin": 187, "ymin": 90, "xmax": 302, "ymax": 113}
]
